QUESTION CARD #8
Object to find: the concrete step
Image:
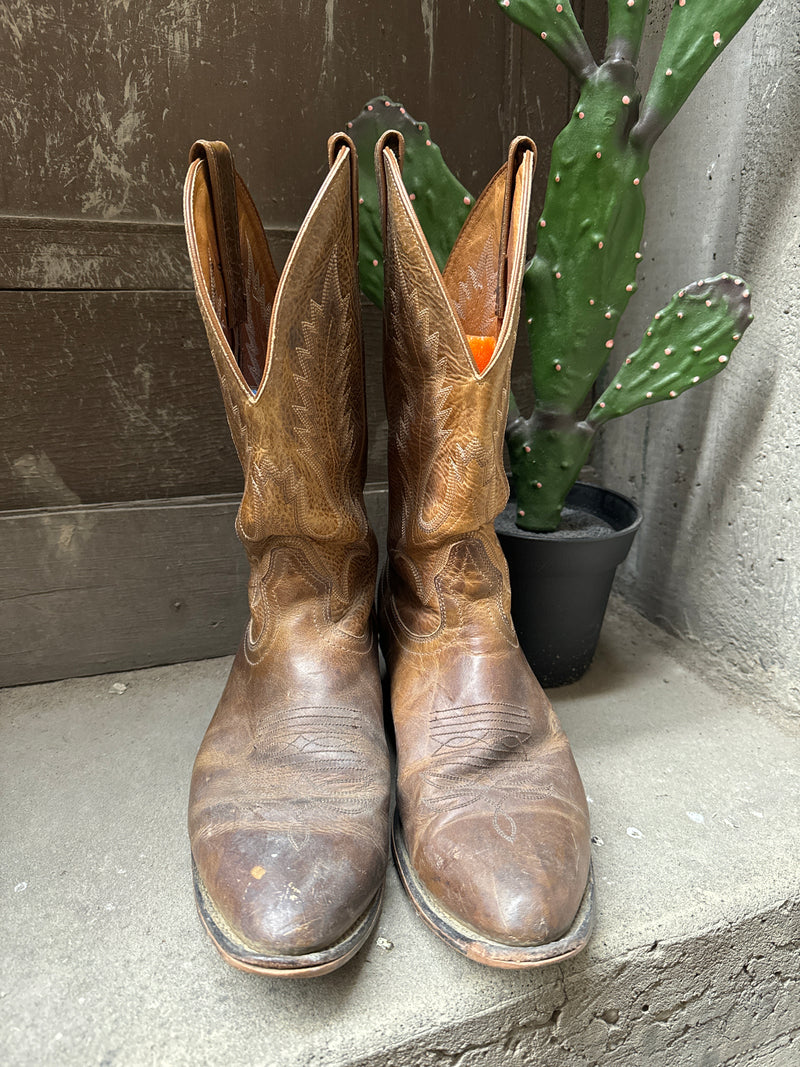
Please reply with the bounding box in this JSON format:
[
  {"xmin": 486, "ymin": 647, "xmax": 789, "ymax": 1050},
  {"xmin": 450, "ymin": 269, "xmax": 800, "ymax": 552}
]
[{"xmin": 2, "ymin": 600, "xmax": 798, "ymax": 1066}]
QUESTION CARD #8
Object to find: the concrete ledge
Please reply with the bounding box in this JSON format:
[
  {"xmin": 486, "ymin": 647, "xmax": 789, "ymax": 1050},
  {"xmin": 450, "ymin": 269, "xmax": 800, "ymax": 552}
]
[{"xmin": 2, "ymin": 600, "xmax": 798, "ymax": 1065}]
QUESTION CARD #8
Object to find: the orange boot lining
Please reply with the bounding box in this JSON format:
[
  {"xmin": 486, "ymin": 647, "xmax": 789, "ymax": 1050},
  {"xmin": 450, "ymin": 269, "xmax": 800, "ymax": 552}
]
[{"xmin": 466, "ymin": 334, "xmax": 497, "ymax": 374}]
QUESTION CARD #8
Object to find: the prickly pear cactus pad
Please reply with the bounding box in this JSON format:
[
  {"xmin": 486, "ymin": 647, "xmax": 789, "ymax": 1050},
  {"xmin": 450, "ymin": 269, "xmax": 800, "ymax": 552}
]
[
  {"xmin": 493, "ymin": 0, "xmax": 765, "ymax": 531},
  {"xmin": 634, "ymin": 0, "xmax": 766, "ymax": 149},
  {"xmin": 495, "ymin": 0, "xmax": 596, "ymax": 79},
  {"xmin": 508, "ymin": 273, "xmax": 755, "ymax": 532},
  {"xmin": 589, "ymin": 275, "xmax": 754, "ymax": 424},
  {"xmin": 524, "ymin": 67, "xmax": 648, "ymax": 415},
  {"xmin": 347, "ymin": 97, "xmax": 473, "ymax": 307}
]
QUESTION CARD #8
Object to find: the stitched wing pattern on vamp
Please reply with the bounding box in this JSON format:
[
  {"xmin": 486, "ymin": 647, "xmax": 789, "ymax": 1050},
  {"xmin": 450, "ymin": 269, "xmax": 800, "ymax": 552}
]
[
  {"xmin": 237, "ymin": 251, "xmax": 363, "ymax": 546},
  {"xmin": 386, "ymin": 253, "xmax": 502, "ymax": 565},
  {"xmin": 387, "ymin": 273, "xmax": 455, "ymax": 544},
  {"xmin": 452, "ymin": 232, "xmax": 500, "ymax": 338},
  {"xmin": 237, "ymin": 445, "xmax": 296, "ymax": 544},
  {"xmin": 419, "ymin": 703, "xmax": 554, "ymax": 843},
  {"xmin": 439, "ymin": 535, "xmax": 514, "ymax": 634},
  {"xmin": 386, "ymin": 258, "xmax": 511, "ymax": 611},
  {"xmin": 232, "ymin": 248, "xmax": 370, "ymax": 606},
  {"xmin": 290, "ymin": 248, "xmax": 366, "ymax": 545},
  {"xmin": 247, "ymin": 706, "xmax": 381, "ymax": 818}
]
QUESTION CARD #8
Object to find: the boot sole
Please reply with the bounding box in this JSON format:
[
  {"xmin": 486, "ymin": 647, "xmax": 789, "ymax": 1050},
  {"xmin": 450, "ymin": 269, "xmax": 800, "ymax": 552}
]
[
  {"xmin": 392, "ymin": 810, "xmax": 595, "ymax": 969},
  {"xmin": 192, "ymin": 857, "xmax": 384, "ymax": 977}
]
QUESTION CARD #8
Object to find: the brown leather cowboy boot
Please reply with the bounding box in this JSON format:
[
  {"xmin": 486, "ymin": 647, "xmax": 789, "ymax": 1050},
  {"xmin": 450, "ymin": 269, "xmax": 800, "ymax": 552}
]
[
  {"xmin": 376, "ymin": 132, "xmax": 594, "ymax": 968},
  {"xmin": 182, "ymin": 136, "xmax": 390, "ymax": 976}
]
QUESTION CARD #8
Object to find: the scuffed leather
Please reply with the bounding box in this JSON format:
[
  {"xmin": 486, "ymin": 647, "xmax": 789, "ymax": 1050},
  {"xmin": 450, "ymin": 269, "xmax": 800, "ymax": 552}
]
[
  {"xmin": 183, "ymin": 139, "xmax": 390, "ymax": 957},
  {"xmin": 378, "ymin": 137, "xmax": 592, "ymax": 947}
]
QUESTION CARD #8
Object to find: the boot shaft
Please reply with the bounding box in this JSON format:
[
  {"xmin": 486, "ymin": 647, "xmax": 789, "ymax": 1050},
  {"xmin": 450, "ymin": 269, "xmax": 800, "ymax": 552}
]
[
  {"xmin": 183, "ymin": 137, "xmax": 376, "ymax": 638},
  {"xmin": 376, "ymin": 134, "xmax": 536, "ymax": 611}
]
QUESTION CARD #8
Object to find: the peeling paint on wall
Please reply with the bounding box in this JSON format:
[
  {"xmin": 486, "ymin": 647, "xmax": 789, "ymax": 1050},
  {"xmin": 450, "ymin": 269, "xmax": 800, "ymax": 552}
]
[
  {"xmin": 420, "ymin": 0, "xmax": 437, "ymax": 83},
  {"xmin": 12, "ymin": 452, "xmax": 81, "ymax": 507},
  {"xmin": 320, "ymin": 0, "xmax": 337, "ymax": 86}
]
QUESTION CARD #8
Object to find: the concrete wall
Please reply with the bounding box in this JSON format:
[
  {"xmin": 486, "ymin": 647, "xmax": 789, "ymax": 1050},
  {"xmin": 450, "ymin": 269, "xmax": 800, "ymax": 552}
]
[{"xmin": 594, "ymin": 0, "xmax": 800, "ymax": 714}]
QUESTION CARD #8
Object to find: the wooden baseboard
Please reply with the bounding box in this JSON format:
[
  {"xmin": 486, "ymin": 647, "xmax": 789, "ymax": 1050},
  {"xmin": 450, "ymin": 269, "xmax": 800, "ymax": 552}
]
[{"xmin": 0, "ymin": 486, "xmax": 388, "ymax": 688}]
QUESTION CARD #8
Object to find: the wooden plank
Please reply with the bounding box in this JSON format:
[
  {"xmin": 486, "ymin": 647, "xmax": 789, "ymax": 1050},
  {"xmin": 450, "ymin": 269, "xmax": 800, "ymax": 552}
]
[
  {"xmin": 0, "ymin": 290, "xmax": 388, "ymax": 509},
  {"xmin": 0, "ymin": 216, "xmax": 296, "ymax": 292},
  {"xmin": 0, "ymin": 0, "xmax": 527, "ymax": 226},
  {"xmin": 0, "ymin": 290, "xmax": 241, "ymax": 507},
  {"xmin": 0, "ymin": 487, "xmax": 389, "ymax": 687}
]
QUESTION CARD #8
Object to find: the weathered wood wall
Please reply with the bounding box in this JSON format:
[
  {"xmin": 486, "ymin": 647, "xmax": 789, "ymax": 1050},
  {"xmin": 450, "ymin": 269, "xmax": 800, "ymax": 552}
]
[{"xmin": 0, "ymin": 0, "xmax": 603, "ymax": 685}]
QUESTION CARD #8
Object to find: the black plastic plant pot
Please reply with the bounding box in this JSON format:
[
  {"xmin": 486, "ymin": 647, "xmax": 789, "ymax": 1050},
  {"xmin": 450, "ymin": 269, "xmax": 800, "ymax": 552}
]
[{"xmin": 496, "ymin": 482, "xmax": 642, "ymax": 688}]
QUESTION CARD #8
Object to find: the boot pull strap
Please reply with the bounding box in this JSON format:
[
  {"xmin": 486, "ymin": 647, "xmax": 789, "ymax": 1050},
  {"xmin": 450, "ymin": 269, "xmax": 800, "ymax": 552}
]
[
  {"xmin": 495, "ymin": 135, "xmax": 537, "ymax": 321},
  {"xmin": 328, "ymin": 132, "xmax": 359, "ymax": 255},
  {"xmin": 188, "ymin": 140, "xmax": 247, "ymax": 355},
  {"xmin": 374, "ymin": 130, "xmax": 405, "ymax": 247}
]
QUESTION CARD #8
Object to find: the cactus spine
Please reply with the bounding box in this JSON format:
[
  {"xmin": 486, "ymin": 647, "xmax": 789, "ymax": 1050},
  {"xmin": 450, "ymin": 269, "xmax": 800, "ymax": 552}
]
[{"xmin": 349, "ymin": 0, "xmax": 764, "ymax": 530}]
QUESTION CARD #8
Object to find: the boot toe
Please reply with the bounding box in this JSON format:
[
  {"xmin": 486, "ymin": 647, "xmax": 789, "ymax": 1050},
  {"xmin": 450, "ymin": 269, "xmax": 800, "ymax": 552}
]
[
  {"xmin": 414, "ymin": 808, "xmax": 590, "ymax": 947},
  {"xmin": 194, "ymin": 828, "xmax": 385, "ymax": 957}
]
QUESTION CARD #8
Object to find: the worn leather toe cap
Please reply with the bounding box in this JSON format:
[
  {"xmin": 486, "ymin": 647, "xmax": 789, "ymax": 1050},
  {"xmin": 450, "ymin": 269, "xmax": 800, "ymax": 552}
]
[
  {"xmin": 193, "ymin": 827, "xmax": 386, "ymax": 956},
  {"xmin": 412, "ymin": 806, "xmax": 590, "ymax": 947}
]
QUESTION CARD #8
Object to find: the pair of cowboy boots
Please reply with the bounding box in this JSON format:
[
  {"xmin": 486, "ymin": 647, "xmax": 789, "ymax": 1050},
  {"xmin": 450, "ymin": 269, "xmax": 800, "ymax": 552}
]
[{"xmin": 182, "ymin": 131, "xmax": 592, "ymax": 977}]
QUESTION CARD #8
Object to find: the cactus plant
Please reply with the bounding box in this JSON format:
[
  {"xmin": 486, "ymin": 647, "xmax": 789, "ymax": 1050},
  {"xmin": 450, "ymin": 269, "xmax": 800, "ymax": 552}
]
[
  {"xmin": 345, "ymin": 100, "xmax": 473, "ymax": 308},
  {"xmin": 348, "ymin": 0, "xmax": 763, "ymax": 531}
]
